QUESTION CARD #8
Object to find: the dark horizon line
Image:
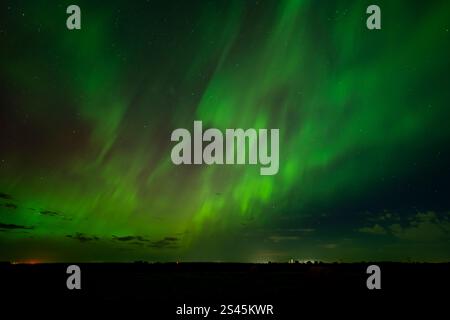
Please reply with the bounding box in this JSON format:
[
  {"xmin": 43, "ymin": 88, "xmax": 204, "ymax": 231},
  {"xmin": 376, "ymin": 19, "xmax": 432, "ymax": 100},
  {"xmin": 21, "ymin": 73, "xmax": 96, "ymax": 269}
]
[{"xmin": 2, "ymin": 260, "xmax": 450, "ymax": 265}]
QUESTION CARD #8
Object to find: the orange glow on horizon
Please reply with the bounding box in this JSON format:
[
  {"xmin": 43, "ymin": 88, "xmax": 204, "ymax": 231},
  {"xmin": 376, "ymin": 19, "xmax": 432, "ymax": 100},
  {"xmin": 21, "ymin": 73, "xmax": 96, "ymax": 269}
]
[{"xmin": 12, "ymin": 259, "xmax": 43, "ymax": 265}]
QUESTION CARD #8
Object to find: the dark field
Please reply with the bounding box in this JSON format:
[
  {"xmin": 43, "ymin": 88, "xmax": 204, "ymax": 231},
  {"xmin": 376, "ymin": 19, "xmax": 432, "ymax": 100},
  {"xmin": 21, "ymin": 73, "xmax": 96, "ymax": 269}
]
[{"xmin": 1, "ymin": 262, "xmax": 448, "ymax": 316}]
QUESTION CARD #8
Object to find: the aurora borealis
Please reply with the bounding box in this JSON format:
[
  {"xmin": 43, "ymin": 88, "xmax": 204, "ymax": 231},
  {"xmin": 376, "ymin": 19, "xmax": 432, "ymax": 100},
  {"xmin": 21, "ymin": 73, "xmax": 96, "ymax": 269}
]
[{"xmin": 1, "ymin": 0, "xmax": 450, "ymax": 262}]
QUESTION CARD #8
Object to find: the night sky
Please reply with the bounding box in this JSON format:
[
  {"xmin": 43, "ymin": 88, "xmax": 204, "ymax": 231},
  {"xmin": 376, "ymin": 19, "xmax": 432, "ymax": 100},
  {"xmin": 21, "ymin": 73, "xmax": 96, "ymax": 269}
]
[{"xmin": 1, "ymin": 0, "xmax": 450, "ymax": 262}]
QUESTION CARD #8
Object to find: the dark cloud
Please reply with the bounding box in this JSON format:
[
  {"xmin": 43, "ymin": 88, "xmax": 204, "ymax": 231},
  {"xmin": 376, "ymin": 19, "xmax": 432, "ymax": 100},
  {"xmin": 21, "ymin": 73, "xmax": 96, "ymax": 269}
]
[
  {"xmin": 0, "ymin": 193, "xmax": 13, "ymax": 200},
  {"xmin": 149, "ymin": 237, "xmax": 179, "ymax": 249},
  {"xmin": 389, "ymin": 212, "xmax": 450, "ymax": 242},
  {"xmin": 0, "ymin": 222, "xmax": 33, "ymax": 230},
  {"xmin": 268, "ymin": 235, "xmax": 301, "ymax": 243},
  {"xmin": 112, "ymin": 235, "xmax": 150, "ymax": 242},
  {"xmin": 40, "ymin": 210, "xmax": 61, "ymax": 217},
  {"xmin": 129, "ymin": 241, "xmax": 145, "ymax": 246},
  {"xmin": 1, "ymin": 203, "xmax": 17, "ymax": 209},
  {"xmin": 357, "ymin": 211, "xmax": 450, "ymax": 241},
  {"xmin": 273, "ymin": 228, "xmax": 315, "ymax": 234},
  {"xmin": 358, "ymin": 224, "xmax": 387, "ymax": 235},
  {"xmin": 66, "ymin": 233, "xmax": 99, "ymax": 242}
]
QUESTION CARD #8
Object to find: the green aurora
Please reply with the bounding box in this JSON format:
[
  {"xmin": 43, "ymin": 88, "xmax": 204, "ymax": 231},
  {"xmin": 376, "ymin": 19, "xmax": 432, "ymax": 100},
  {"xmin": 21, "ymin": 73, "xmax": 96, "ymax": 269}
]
[{"xmin": 1, "ymin": 0, "xmax": 450, "ymax": 262}]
